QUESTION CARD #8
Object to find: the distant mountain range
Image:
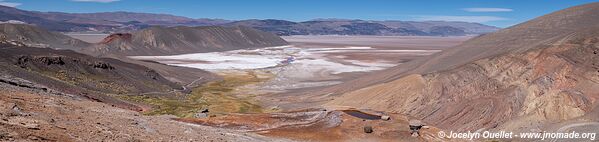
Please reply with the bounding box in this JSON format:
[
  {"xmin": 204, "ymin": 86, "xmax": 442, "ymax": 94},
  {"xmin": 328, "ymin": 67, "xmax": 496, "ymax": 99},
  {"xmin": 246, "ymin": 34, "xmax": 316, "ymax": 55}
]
[
  {"xmin": 0, "ymin": 5, "xmax": 499, "ymax": 36},
  {"xmin": 0, "ymin": 5, "xmax": 231, "ymax": 32},
  {"xmin": 0, "ymin": 23, "xmax": 287, "ymax": 56}
]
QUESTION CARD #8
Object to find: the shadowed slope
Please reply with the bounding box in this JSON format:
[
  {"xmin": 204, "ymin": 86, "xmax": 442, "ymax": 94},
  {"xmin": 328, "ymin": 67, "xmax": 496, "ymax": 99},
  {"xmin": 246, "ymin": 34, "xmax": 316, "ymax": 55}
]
[{"xmin": 0, "ymin": 44, "xmax": 181, "ymax": 110}]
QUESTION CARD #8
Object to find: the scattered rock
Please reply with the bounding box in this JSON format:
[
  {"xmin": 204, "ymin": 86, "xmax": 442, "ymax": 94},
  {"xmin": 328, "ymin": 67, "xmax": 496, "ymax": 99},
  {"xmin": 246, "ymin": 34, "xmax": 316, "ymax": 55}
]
[
  {"xmin": 144, "ymin": 70, "xmax": 158, "ymax": 79},
  {"xmin": 39, "ymin": 56, "xmax": 66, "ymax": 65},
  {"xmin": 200, "ymin": 108, "xmax": 209, "ymax": 113},
  {"xmin": 270, "ymin": 106, "xmax": 280, "ymax": 111},
  {"xmin": 411, "ymin": 132, "xmax": 419, "ymax": 137},
  {"xmin": 16, "ymin": 56, "xmax": 67, "ymax": 66},
  {"xmin": 194, "ymin": 113, "xmax": 208, "ymax": 118},
  {"xmin": 0, "ymin": 131, "xmax": 9, "ymax": 140},
  {"xmin": 194, "ymin": 108, "xmax": 209, "ymax": 118},
  {"xmin": 363, "ymin": 126, "xmax": 373, "ymax": 133},
  {"xmin": 409, "ymin": 120, "xmax": 423, "ymax": 137},
  {"xmin": 19, "ymin": 120, "xmax": 40, "ymax": 130},
  {"xmin": 381, "ymin": 115, "xmax": 390, "ymax": 121},
  {"xmin": 4, "ymin": 103, "xmax": 24, "ymax": 116},
  {"xmin": 11, "ymin": 104, "xmax": 20, "ymax": 112},
  {"xmin": 91, "ymin": 62, "xmax": 114, "ymax": 70}
]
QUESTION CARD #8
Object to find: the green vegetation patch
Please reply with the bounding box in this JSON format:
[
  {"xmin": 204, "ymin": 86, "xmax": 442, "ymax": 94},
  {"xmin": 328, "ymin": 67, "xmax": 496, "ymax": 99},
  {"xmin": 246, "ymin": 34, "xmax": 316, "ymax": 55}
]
[{"xmin": 120, "ymin": 71, "xmax": 268, "ymax": 118}]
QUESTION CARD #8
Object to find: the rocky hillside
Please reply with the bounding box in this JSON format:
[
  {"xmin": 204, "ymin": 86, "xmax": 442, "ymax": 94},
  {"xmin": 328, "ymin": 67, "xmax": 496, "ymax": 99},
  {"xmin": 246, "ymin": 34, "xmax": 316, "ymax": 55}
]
[
  {"xmin": 225, "ymin": 19, "xmax": 499, "ymax": 36},
  {"xmin": 0, "ymin": 43, "xmax": 183, "ymax": 110},
  {"xmin": 324, "ymin": 2, "xmax": 599, "ymax": 132},
  {"xmin": 0, "ymin": 23, "xmax": 90, "ymax": 49},
  {"xmin": 86, "ymin": 26, "xmax": 289, "ymax": 56},
  {"xmin": 0, "ymin": 73, "xmax": 280, "ymax": 141}
]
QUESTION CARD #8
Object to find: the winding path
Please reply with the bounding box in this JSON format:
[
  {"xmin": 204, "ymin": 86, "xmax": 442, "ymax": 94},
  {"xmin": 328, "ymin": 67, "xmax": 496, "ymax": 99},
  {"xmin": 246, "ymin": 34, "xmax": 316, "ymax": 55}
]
[{"xmin": 139, "ymin": 77, "xmax": 204, "ymax": 95}]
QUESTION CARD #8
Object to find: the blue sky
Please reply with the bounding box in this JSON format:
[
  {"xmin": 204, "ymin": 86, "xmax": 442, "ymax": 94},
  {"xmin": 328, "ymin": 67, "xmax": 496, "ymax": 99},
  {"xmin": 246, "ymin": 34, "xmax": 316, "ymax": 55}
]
[{"xmin": 3, "ymin": 0, "xmax": 598, "ymax": 27}]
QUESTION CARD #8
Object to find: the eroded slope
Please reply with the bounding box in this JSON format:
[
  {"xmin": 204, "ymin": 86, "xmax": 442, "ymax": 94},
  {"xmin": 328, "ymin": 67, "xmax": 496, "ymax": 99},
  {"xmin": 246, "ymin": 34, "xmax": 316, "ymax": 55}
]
[{"xmin": 326, "ymin": 2, "xmax": 599, "ymax": 132}]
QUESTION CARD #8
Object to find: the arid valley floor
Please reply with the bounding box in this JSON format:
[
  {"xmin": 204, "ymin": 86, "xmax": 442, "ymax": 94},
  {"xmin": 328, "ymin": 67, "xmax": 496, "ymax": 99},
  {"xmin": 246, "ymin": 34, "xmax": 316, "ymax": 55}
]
[
  {"xmin": 2, "ymin": 2, "xmax": 599, "ymax": 142},
  {"xmin": 103, "ymin": 35, "xmax": 470, "ymax": 141}
]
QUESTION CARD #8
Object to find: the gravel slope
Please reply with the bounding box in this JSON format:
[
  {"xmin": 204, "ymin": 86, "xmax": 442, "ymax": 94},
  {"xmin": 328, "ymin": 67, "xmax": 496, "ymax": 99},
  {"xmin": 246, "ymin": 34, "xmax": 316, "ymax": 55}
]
[{"xmin": 0, "ymin": 80, "xmax": 289, "ymax": 142}]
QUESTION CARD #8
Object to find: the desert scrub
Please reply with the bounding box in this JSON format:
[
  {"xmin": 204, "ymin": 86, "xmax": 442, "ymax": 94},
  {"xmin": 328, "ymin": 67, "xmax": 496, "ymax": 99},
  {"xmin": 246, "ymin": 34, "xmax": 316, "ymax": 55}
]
[
  {"xmin": 121, "ymin": 95, "xmax": 206, "ymax": 117},
  {"xmin": 120, "ymin": 70, "xmax": 269, "ymax": 118},
  {"xmin": 38, "ymin": 70, "xmax": 79, "ymax": 86},
  {"xmin": 38, "ymin": 69, "xmax": 132, "ymax": 94}
]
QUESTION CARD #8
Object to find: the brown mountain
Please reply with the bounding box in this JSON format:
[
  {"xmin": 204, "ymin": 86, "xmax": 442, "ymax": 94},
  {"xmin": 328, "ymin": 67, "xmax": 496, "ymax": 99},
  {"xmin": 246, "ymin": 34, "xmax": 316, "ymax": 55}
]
[
  {"xmin": 0, "ymin": 23, "xmax": 90, "ymax": 49},
  {"xmin": 324, "ymin": 2, "xmax": 599, "ymax": 132},
  {"xmin": 85, "ymin": 26, "xmax": 289, "ymax": 56}
]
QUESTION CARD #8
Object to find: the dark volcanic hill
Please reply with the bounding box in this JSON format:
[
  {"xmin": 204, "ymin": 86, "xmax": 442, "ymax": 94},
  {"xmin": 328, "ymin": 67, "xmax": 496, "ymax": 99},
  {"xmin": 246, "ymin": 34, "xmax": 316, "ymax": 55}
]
[
  {"xmin": 324, "ymin": 2, "xmax": 599, "ymax": 132},
  {"xmin": 0, "ymin": 43, "xmax": 182, "ymax": 110},
  {"xmin": 0, "ymin": 23, "xmax": 218, "ymax": 86},
  {"xmin": 85, "ymin": 26, "xmax": 289, "ymax": 56},
  {"xmin": 225, "ymin": 19, "xmax": 499, "ymax": 36},
  {"xmin": 0, "ymin": 23, "xmax": 90, "ymax": 49}
]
